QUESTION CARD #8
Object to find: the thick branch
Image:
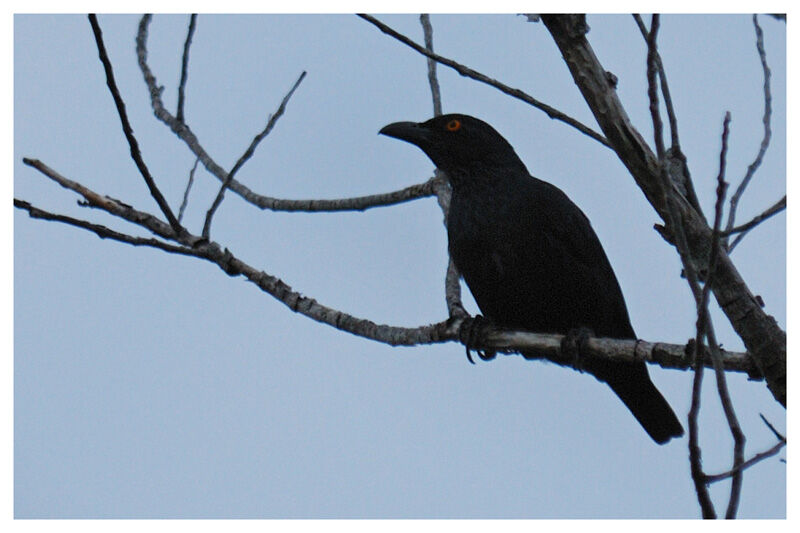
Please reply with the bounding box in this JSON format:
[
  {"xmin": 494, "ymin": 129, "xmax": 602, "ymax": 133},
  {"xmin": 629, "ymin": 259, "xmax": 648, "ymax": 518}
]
[
  {"xmin": 541, "ymin": 14, "xmax": 785, "ymax": 407},
  {"xmin": 483, "ymin": 328, "xmax": 759, "ymax": 377}
]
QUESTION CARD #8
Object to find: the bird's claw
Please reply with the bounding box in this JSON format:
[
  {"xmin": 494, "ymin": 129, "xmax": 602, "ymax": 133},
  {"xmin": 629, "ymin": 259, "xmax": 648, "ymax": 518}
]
[{"xmin": 458, "ymin": 315, "xmax": 496, "ymax": 364}]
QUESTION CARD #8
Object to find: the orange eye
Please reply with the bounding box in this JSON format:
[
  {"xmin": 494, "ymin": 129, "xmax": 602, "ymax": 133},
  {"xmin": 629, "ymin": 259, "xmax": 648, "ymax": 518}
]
[{"xmin": 445, "ymin": 119, "xmax": 461, "ymax": 132}]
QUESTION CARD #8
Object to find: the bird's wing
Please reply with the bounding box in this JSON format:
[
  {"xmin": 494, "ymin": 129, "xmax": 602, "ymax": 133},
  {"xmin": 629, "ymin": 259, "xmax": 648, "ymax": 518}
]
[{"xmin": 506, "ymin": 176, "xmax": 636, "ymax": 338}]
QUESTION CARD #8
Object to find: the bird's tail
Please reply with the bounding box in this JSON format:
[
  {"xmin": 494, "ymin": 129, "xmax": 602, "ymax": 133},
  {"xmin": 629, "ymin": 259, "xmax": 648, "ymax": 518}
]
[{"xmin": 600, "ymin": 362, "xmax": 684, "ymax": 445}]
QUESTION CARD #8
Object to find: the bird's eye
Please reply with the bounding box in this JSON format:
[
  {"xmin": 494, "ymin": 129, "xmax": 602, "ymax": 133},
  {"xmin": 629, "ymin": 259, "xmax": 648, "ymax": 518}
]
[{"xmin": 445, "ymin": 119, "xmax": 461, "ymax": 132}]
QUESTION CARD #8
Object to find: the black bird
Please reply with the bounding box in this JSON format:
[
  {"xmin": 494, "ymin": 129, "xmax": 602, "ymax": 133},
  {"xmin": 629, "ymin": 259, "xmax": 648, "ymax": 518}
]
[{"xmin": 380, "ymin": 114, "xmax": 683, "ymax": 444}]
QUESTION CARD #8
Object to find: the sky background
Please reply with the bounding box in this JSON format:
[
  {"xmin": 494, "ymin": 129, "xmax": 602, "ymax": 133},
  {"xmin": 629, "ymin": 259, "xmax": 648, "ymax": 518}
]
[{"xmin": 14, "ymin": 13, "xmax": 786, "ymax": 518}]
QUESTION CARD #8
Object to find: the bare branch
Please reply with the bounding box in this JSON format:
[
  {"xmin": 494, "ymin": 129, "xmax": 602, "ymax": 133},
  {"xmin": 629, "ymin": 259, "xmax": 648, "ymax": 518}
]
[
  {"xmin": 688, "ymin": 257, "xmax": 714, "ymax": 517},
  {"xmin": 202, "ymin": 70, "xmax": 306, "ymax": 239},
  {"xmin": 688, "ymin": 337, "xmax": 715, "ymax": 518},
  {"xmin": 707, "ymin": 117, "xmax": 745, "ymax": 518},
  {"xmin": 674, "ymin": 116, "xmax": 718, "ymax": 516},
  {"xmin": 725, "ymin": 195, "xmax": 785, "ymax": 248},
  {"xmin": 87, "ymin": 14, "xmax": 183, "ymax": 235},
  {"xmin": 135, "ymin": 15, "xmax": 435, "ymax": 214},
  {"xmin": 22, "ymin": 157, "xmax": 185, "ymax": 243},
  {"xmin": 700, "ymin": 112, "xmax": 730, "ymax": 310},
  {"xmin": 760, "ymin": 413, "xmax": 785, "ymax": 441},
  {"xmin": 724, "ymin": 14, "xmax": 773, "ymax": 243},
  {"xmin": 240, "ymin": 180, "xmax": 439, "ymax": 212},
  {"xmin": 178, "ymin": 157, "xmax": 200, "ymax": 223},
  {"xmin": 487, "ymin": 329, "xmax": 758, "ymax": 376},
  {"xmin": 704, "ymin": 439, "xmax": 786, "ymax": 484},
  {"xmin": 358, "ymin": 13, "xmax": 612, "ymax": 148},
  {"xmin": 420, "ymin": 14, "xmax": 442, "ymax": 117},
  {"xmin": 444, "ymin": 259, "xmax": 466, "ymax": 318},
  {"xmin": 728, "ymin": 200, "xmax": 785, "ymax": 252},
  {"xmin": 704, "ymin": 412, "xmax": 786, "ymax": 485},
  {"xmin": 14, "ymin": 199, "xmax": 202, "ymax": 258},
  {"xmin": 417, "ymin": 15, "xmax": 463, "ymax": 319},
  {"xmin": 634, "ymin": 14, "xmax": 680, "ymax": 149},
  {"xmin": 713, "ymin": 317, "xmax": 745, "ymax": 519},
  {"xmin": 176, "ymin": 13, "xmax": 197, "ymax": 123},
  {"xmin": 668, "ymin": 111, "xmax": 731, "ymax": 520},
  {"xmin": 427, "ymin": 171, "xmax": 466, "ymax": 318},
  {"xmin": 645, "ymin": 15, "xmax": 666, "ymax": 159},
  {"xmin": 728, "ymin": 196, "xmax": 786, "ymax": 253},
  {"xmin": 636, "ymin": 15, "xmax": 705, "ymax": 220}
]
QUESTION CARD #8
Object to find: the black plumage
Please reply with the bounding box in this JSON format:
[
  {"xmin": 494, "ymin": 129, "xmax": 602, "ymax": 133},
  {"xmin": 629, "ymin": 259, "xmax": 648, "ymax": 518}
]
[{"xmin": 380, "ymin": 113, "xmax": 683, "ymax": 444}]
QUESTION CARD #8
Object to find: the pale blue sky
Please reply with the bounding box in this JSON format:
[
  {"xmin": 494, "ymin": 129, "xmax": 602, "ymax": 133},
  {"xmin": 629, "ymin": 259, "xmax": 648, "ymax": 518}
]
[{"xmin": 14, "ymin": 14, "xmax": 786, "ymax": 518}]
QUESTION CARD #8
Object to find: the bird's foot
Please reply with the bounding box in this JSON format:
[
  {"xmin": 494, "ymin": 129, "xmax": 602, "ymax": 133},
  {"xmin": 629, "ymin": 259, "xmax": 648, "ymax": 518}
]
[
  {"xmin": 458, "ymin": 315, "xmax": 496, "ymax": 364},
  {"xmin": 560, "ymin": 327, "xmax": 594, "ymax": 372}
]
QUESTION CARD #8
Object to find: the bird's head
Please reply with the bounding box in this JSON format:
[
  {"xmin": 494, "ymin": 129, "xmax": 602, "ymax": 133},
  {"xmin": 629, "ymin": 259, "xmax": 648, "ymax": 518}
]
[{"xmin": 379, "ymin": 114, "xmax": 525, "ymax": 176}]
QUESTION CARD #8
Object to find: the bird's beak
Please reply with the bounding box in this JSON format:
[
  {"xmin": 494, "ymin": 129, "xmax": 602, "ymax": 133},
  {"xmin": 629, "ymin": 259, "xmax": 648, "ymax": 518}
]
[{"xmin": 378, "ymin": 121, "xmax": 431, "ymax": 146}]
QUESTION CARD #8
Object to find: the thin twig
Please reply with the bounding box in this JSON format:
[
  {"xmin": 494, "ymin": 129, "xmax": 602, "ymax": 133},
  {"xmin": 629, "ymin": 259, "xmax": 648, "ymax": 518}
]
[
  {"xmin": 704, "ymin": 112, "xmax": 732, "ymax": 321},
  {"xmin": 433, "ymin": 173, "xmax": 466, "ymax": 318},
  {"xmin": 645, "ymin": 15, "xmax": 666, "ymax": 159},
  {"xmin": 686, "ymin": 217, "xmax": 716, "ymax": 518},
  {"xmin": 636, "ymin": 14, "xmax": 704, "ymax": 218},
  {"xmin": 419, "ymin": 14, "xmax": 464, "ymax": 319},
  {"xmin": 656, "ymin": 110, "xmax": 717, "ymax": 517},
  {"xmin": 178, "ymin": 157, "xmax": 200, "ymax": 223},
  {"xmin": 704, "ymin": 439, "xmax": 785, "ymax": 483},
  {"xmin": 759, "ymin": 413, "xmax": 786, "ymax": 442},
  {"xmin": 22, "ymin": 157, "xmax": 186, "ymax": 243},
  {"xmin": 688, "ymin": 334, "xmax": 715, "ymax": 518},
  {"xmin": 176, "ymin": 13, "xmax": 197, "ymax": 123},
  {"xmin": 725, "ymin": 195, "xmax": 786, "ymax": 236},
  {"xmin": 358, "ymin": 14, "xmax": 611, "ymax": 148},
  {"xmin": 727, "ymin": 195, "xmax": 786, "ymax": 252},
  {"xmin": 634, "ymin": 14, "xmax": 680, "ymax": 149},
  {"xmin": 704, "ymin": 413, "xmax": 786, "ymax": 484},
  {"xmin": 724, "ymin": 14, "xmax": 773, "ymax": 245},
  {"xmin": 14, "ymin": 199, "xmax": 202, "ymax": 258},
  {"xmin": 420, "ymin": 14, "xmax": 443, "ymax": 117},
  {"xmin": 444, "ymin": 259, "xmax": 466, "ymax": 318},
  {"xmin": 87, "ymin": 14, "xmax": 183, "ymax": 235},
  {"xmin": 202, "ymin": 71, "xmax": 306, "ymax": 239},
  {"xmin": 706, "ymin": 115, "xmax": 746, "ymax": 519}
]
